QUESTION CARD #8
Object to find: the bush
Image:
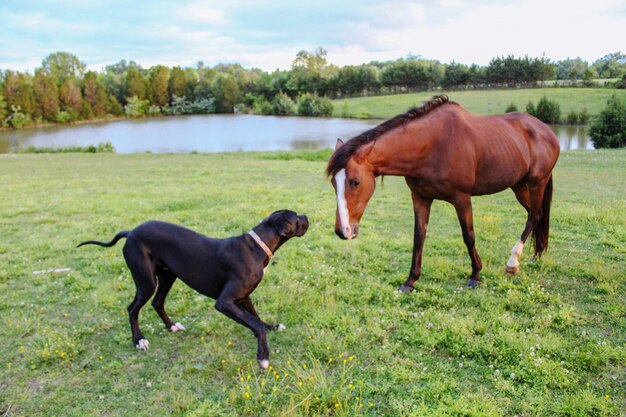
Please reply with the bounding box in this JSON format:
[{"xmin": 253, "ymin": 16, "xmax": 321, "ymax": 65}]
[
  {"xmin": 589, "ymin": 94, "xmax": 626, "ymax": 148},
  {"xmin": 271, "ymin": 92, "xmax": 296, "ymax": 116},
  {"xmin": 5, "ymin": 105, "xmax": 31, "ymax": 128},
  {"xmin": 566, "ymin": 111, "xmax": 579, "ymax": 125},
  {"xmin": 528, "ymin": 96, "xmax": 561, "ymax": 124},
  {"xmin": 297, "ymin": 93, "xmax": 333, "ymax": 117},
  {"xmin": 56, "ymin": 111, "xmax": 72, "ymax": 124},
  {"xmin": 578, "ymin": 108, "xmax": 590, "ymax": 124},
  {"xmin": 124, "ymin": 96, "xmax": 150, "ymax": 117},
  {"xmin": 505, "ymin": 103, "xmax": 518, "ymax": 113}
]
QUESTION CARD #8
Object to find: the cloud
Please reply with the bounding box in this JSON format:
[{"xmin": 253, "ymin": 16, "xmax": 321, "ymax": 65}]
[
  {"xmin": 176, "ymin": 2, "xmax": 228, "ymax": 25},
  {"xmin": 1, "ymin": 0, "xmax": 624, "ymax": 72}
]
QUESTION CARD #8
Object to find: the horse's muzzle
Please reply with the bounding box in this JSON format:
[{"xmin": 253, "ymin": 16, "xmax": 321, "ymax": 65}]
[{"xmin": 335, "ymin": 224, "xmax": 359, "ymax": 240}]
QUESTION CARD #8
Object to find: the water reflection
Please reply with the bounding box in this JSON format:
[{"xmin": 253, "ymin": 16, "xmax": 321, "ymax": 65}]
[
  {"xmin": 0, "ymin": 114, "xmax": 592, "ymax": 154},
  {"xmin": 0, "ymin": 115, "xmax": 378, "ymax": 154},
  {"xmin": 550, "ymin": 125, "xmax": 594, "ymax": 150}
]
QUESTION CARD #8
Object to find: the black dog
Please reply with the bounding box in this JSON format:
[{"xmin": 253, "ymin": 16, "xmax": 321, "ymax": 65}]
[{"xmin": 78, "ymin": 210, "xmax": 308, "ymax": 369}]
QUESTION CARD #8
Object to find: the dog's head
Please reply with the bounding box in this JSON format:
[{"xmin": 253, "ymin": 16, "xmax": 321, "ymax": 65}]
[{"xmin": 265, "ymin": 210, "xmax": 309, "ymax": 239}]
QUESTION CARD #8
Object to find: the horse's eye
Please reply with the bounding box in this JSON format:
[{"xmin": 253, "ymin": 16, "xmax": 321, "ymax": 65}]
[{"xmin": 349, "ymin": 178, "xmax": 360, "ymax": 187}]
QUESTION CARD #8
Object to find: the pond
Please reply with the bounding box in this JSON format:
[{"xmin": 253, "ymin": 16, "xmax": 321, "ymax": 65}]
[{"xmin": 0, "ymin": 114, "xmax": 592, "ymax": 154}]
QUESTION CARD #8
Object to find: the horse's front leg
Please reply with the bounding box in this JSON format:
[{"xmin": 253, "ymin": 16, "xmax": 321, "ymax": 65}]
[
  {"xmin": 452, "ymin": 195, "xmax": 483, "ymax": 287},
  {"xmin": 399, "ymin": 193, "xmax": 432, "ymax": 292}
]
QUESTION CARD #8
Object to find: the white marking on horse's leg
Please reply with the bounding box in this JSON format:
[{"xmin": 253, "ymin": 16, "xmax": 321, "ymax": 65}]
[
  {"xmin": 335, "ymin": 169, "xmax": 352, "ymax": 239},
  {"xmin": 277, "ymin": 324, "xmax": 286, "ymax": 331},
  {"xmin": 506, "ymin": 240, "xmax": 524, "ymax": 274},
  {"xmin": 136, "ymin": 339, "xmax": 150, "ymax": 350},
  {"xmin": 170, "ymin": 322, "xmax": 186, "ymax": 332},
  {"xmin": 259, "ymin": 359, "xmax": 269, "ymax": 370}
]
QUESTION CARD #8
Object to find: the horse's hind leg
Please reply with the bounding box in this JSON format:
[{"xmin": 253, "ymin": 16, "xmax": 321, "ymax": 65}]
[
  {"xmin": 152, "ymin": 267, "xmax": 185, "ymax": 332},
  {"xmin": 507, "ymin": 180, "xmax": 547, "ymax": 274}
]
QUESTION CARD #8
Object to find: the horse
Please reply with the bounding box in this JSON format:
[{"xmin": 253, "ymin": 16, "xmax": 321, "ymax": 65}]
[{"xmin": 326, "ymin": 95, "xmax": 560, "ymax": 290}]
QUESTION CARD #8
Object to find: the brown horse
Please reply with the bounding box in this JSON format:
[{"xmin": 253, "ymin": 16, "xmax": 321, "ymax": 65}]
[{"xmin": 327, "ymin": 95, "xmax": 560, "ymax": 289}]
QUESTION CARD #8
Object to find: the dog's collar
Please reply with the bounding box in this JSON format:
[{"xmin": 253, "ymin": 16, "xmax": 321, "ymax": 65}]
[{"xmin": 248, "ymin": 230, "xmax": 273, "ymax": 260}]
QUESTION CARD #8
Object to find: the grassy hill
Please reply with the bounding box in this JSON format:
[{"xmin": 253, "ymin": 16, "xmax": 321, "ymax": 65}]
[{"xmin": 332, "ymin": 88, "xmax": 626, "ymax": 119}]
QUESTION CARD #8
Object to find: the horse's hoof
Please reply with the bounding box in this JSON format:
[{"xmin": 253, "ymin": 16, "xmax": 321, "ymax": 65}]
[
  {"xmin": 505, "ymin": 265, "xmax": 519, "ymax": 275},
  {"xmin": 398, "ymin": 284, "xmax": 414, "ymax": 293},
  {"xmin": 466, "ymin": 279, "xmax": 481, "ymax": 288},
  {"xmin": 259, "ymin": 359, "xmax": 269, "ymax": 370}
]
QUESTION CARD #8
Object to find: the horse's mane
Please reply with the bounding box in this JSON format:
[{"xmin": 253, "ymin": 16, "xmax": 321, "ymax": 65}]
[{"xmin": 326, "ymin": 95, "xmax": 456, "ymax": 176}]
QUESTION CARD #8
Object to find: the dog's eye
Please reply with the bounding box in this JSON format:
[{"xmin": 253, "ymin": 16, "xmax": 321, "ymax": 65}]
[{"xmin": 349, "ymin": 178, "xmax": 360, "ymax": 187}]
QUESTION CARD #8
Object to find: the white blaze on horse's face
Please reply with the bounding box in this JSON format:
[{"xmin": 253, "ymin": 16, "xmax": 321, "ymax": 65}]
[
  {"xmin": 333, "ymin": 164, "xmax": 376, "ymax": 240},
  {"xmin": 334, "ymin": 168, "xmax": 353, "ymax": 239}
]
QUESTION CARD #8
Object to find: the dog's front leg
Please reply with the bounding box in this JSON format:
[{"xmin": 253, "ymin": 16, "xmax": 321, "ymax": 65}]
[
  {"xmin": 215, "ymin": 292, "xmax": 271, "ymax": 369},
  {"xmin": 238, "ymin": 297, "xmax": 286, "ymax": 332}
]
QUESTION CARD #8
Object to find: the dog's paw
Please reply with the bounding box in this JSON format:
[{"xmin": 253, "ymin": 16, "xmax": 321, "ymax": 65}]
[
  {"xmin": 259, "ymin": 359, "xmax": 270, "ymax": 370},
  {"xmin": 136, "ymin": 339, "xmax": 150, "ymax": 350},
  {"xmin": 277, "ymin": 324, "xmax": 286, "ymax": 331},
  {"xmin": 170, "ymin": 322, "xmax": 186, "ymax": 332}
]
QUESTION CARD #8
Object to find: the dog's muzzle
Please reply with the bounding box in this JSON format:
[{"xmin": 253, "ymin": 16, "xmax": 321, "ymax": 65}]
[{"xmin": 296, "ymin": 215, "xmax": 309, "ymax": 236}]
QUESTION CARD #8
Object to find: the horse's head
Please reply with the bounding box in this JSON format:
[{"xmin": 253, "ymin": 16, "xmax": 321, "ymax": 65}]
[{"xmin": 328, "ymin": 139, "xmax": 376, "ymax": 240}]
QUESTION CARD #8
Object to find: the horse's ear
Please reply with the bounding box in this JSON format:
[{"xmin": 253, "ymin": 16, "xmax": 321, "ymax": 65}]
[{"xmin": 335, "ymin": 138, "xmax": 344, "ymax": 150}]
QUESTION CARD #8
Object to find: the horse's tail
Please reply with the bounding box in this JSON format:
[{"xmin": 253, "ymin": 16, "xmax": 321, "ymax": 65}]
[
  {"xmin": 532, "ymin": 175, "xmax": 553, "ymax": 257},
  {"xmin": 77, "ymin": 231, "xmax": 130, "ymax": 248}
]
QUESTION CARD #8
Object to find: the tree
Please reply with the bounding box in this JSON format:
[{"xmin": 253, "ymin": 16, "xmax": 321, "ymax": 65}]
[
  {"xmin": 443, "ymin": 62, "xmax": 471, "ymax": 88},
  {"xmin": 59, "ymin": 79, "xmax": 83, "ymax": 117},
  {"xmin": 589, "ymin": 94, "xmax": 626, "ymax": 148},
  {"xmin": 41, "ymin": 52, "xmax": 86, "ymax": 86},
  {"xmin": 592, "ymin": 52, "xmax": 626, "ymax": 78},
  {"xmin": 168, "ymin": 67, "xmax": 188, "ymax": 103},
  {"xmin": 3, "ymin": 70, "xmax": 36, "ymax": 117},
  {"xmin": 149, "ymin": 65, "xmax": 170, "ymax": 108},
  {"xmin": 33, "ymin": 68, "xmax": 60, "ymax": 121},
  {"xmin": 212, "ymin": 73, "xmax": 241, "ymax": 113},
  {"xmin": 555, "ymin": 57, "xmax": 588, "ymax": 81},
  {"xmin": 125, "ymin": 66, "xmax": 147, "ymax": 100},
  {"xmin": 0, "ymin": 93, "xmax": 7, "ymax": 122},
  {"xmin": 83, "ymin": 71, "xmax": 108, "ymax": 117},
  {"xmin": 290, "ymin": 47, "xmax": 335, "ymax": 95}
]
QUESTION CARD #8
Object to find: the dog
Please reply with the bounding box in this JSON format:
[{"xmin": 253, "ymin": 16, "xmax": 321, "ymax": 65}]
[{"xmin": 78, "ymin": 209, "xmax": 309, "ymax": 369}]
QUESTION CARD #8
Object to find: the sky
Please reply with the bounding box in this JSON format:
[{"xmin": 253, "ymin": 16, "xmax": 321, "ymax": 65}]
[{"xmin": 1, "ymin": 0, "xmax": 625, "ymax": 74}]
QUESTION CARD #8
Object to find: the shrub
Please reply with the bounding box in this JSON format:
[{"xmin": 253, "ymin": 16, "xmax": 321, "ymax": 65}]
[
  {"xmin": 528, "ymin": 96, "xmax": 561, "ymax": 124},
  {"xmin": 297, "ymin": 93, "xmax": 333, "ymax": 117},
  {"xmin": 271, "ymin": 92, "xmax": 296, "ymax": 116},
  {"xmin": 536, "ymin": 96, "xmax": 561, "ymax": 123},
  {"xmin": 578, "ymin": 108, "xmax": 590, "ymax": 124},
  {"xmin": 589, "ymin": 94, "xmax": 626, "ymax": 148},
  {"xmin": 505, "ymin": 103, "xmax": 518, "ymax": 113},
  {"xmin": 5, "ymin": 105, "xmax": 31, "ymax": 128},
  {"xmin": 566, "ymin": 111, "xmax": 579, "ymax": 125},
  {"xmin": 56, "ymin": 111, "xmax": 72, "ymax": 124},
  {"xmin": 124, "ymin": 96, "xmax": 149, "ymax": 117}
]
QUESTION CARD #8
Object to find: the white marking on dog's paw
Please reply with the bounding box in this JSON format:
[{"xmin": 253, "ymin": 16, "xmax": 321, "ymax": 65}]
[
  {"xmin": 170, "ymin": 322, "xmax": 186, "ymax": 332},
  {"xmin": 259, "ymin": 359, "xmax": 269, "ymax": 370},
  {"xmin": 136, "ymin": 339, "xmax": 150, "ymax": 350},
  {"xmin": 277, "ymin": 324, "xmax": 286, "ymax": 331}
]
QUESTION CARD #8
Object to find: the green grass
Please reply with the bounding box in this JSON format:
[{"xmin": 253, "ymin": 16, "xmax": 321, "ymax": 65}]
[
  {"xmin": 1, "ymin": 150, "xmax": 624, "ymax": 416},
  {"xmin": 333, "ymin": 88, "xmax": 626, "ymax": 119}
]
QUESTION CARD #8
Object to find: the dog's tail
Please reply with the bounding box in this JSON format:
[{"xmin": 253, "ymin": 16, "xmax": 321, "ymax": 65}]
[{"xmin": 77, "ymin": 231, "xmax": 130, "ymax": 248}]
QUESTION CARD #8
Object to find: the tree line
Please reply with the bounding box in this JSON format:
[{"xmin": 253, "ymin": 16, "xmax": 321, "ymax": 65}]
[{"xmin": 1, "ymin": 49, "xmax": 625, "ymax": 128}]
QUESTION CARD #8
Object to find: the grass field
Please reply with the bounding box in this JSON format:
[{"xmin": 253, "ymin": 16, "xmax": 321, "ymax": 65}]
[
  {"xmin": 332, "ymin": 88, "xmax": 626, "ymax": 119},
  {"xmin": 1, "ymin": 149, "xmax": 625, "ymax": 416}
]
